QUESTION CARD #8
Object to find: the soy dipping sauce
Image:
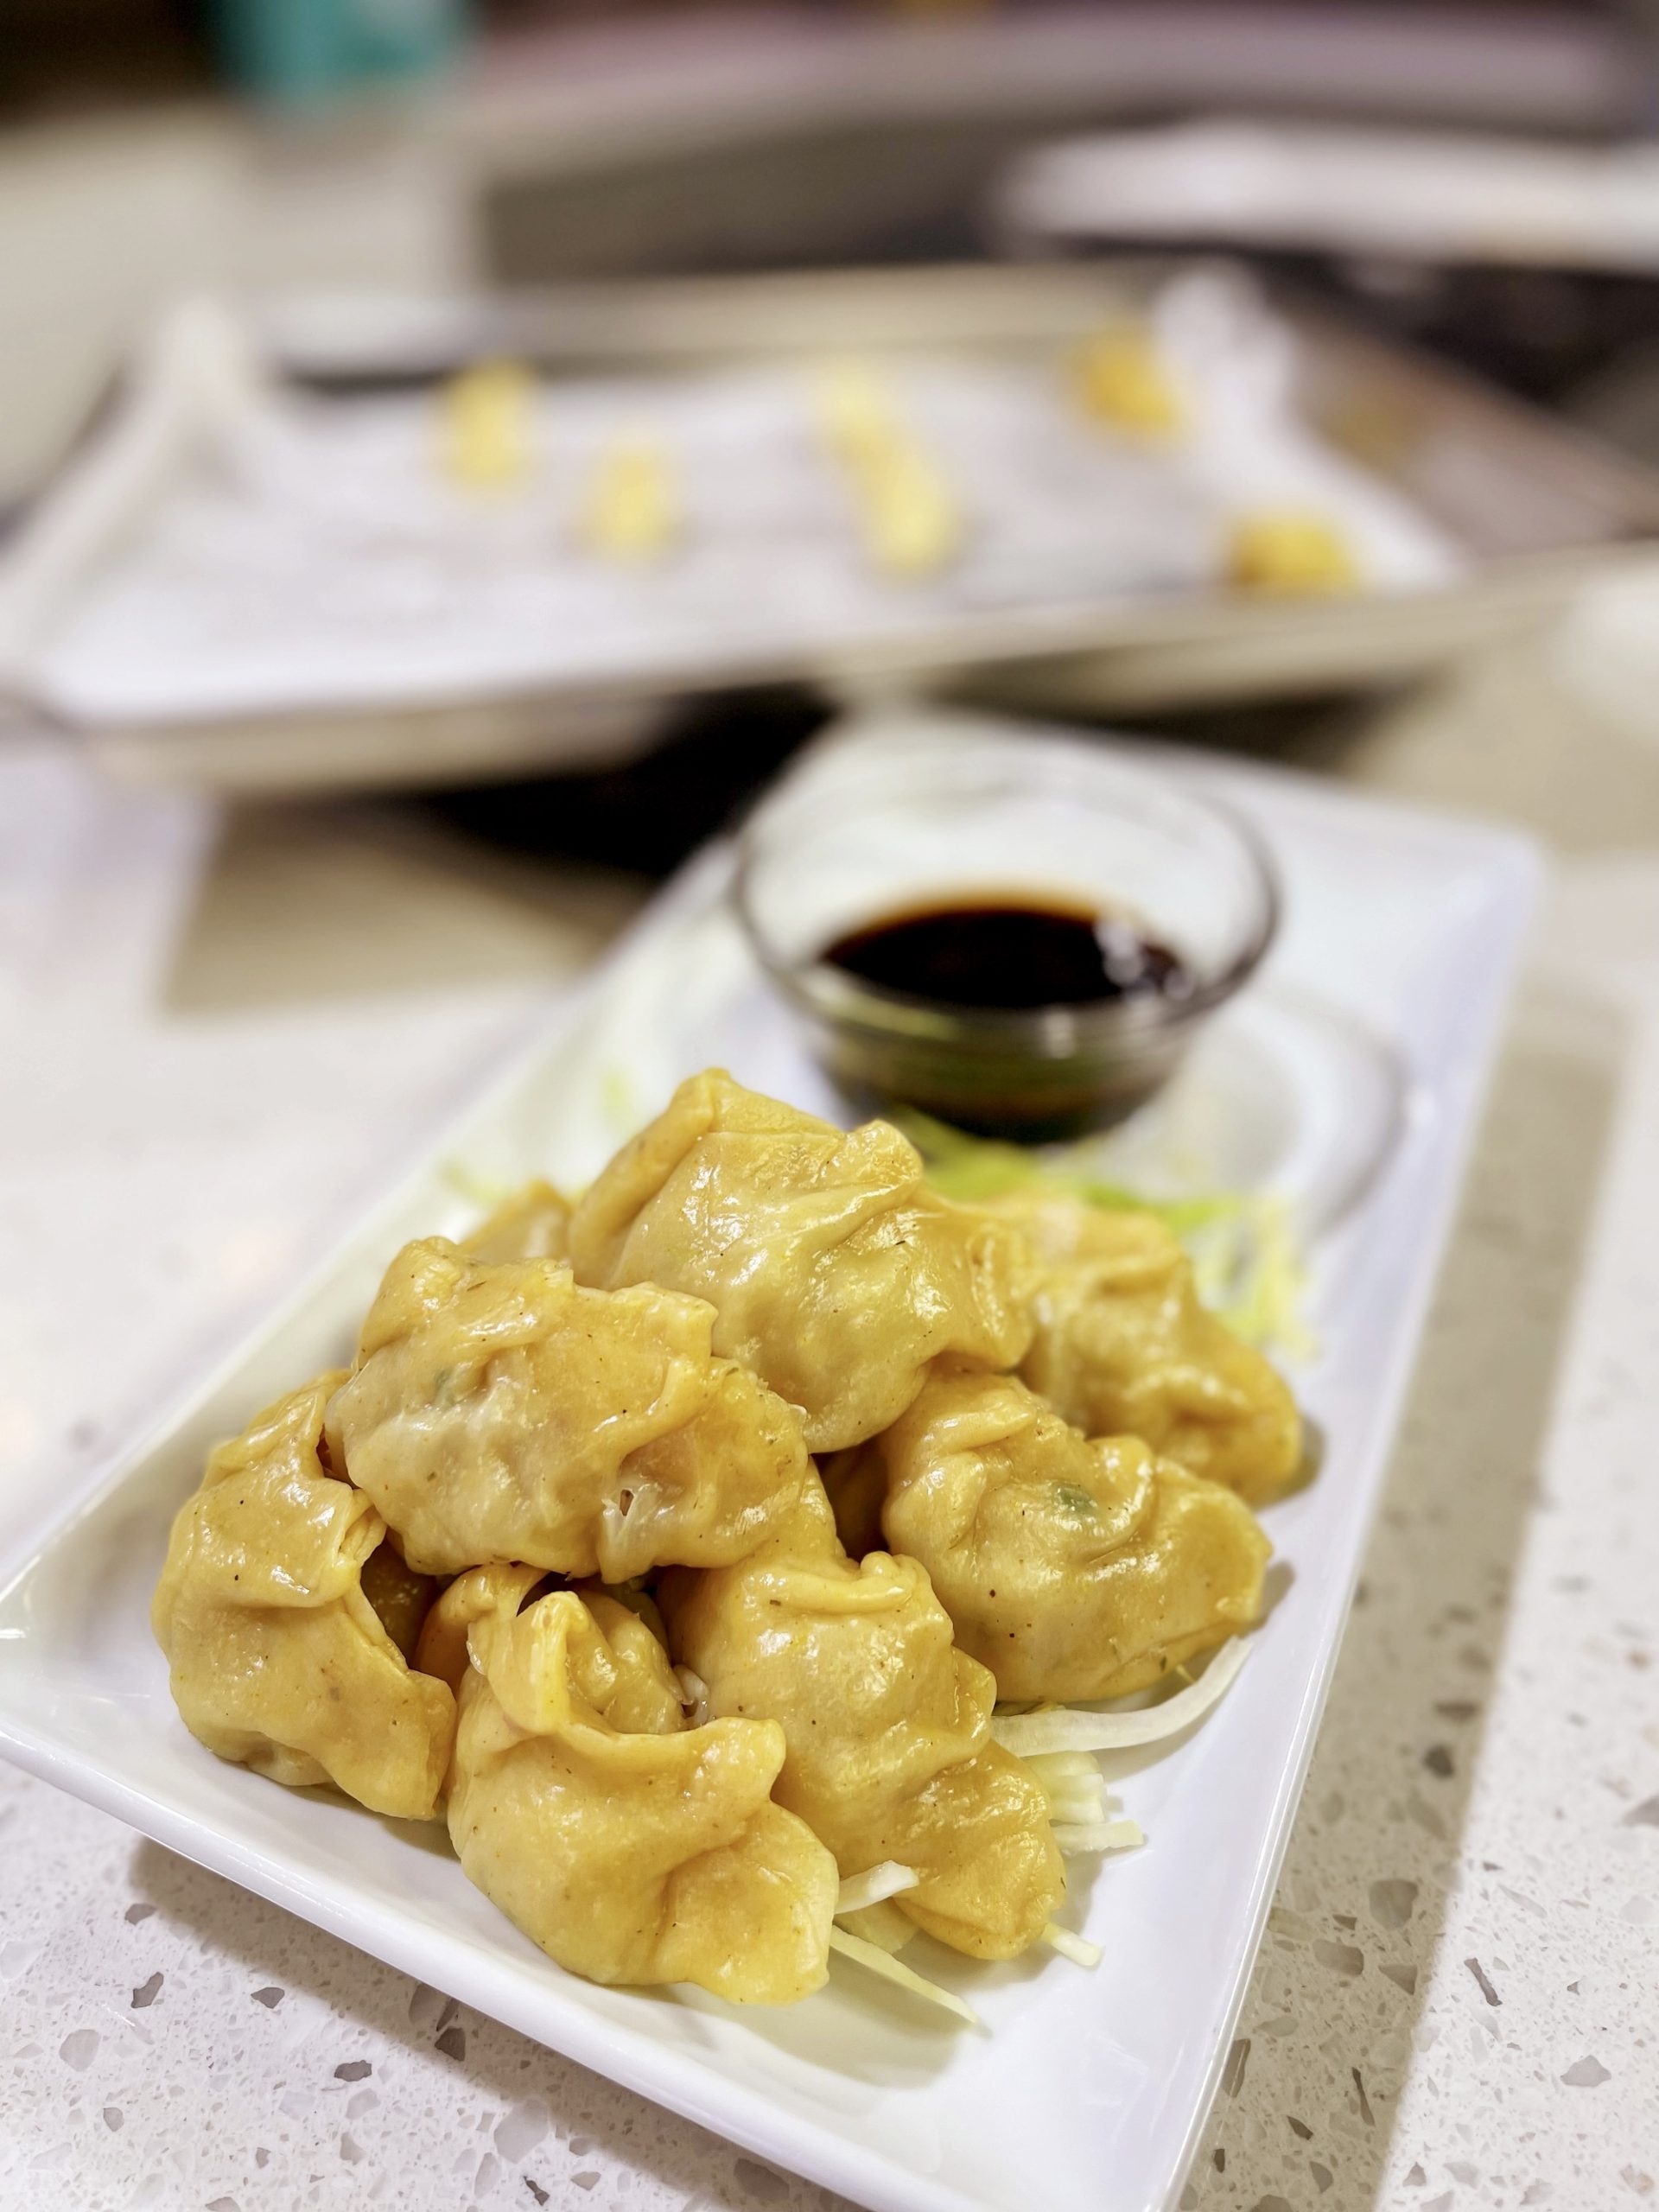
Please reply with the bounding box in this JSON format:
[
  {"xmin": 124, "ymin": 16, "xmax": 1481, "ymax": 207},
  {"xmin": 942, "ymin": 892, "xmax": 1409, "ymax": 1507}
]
[{"xmin": 822, "ymin": 897, "xmax": 1191, "ymax": 1012}]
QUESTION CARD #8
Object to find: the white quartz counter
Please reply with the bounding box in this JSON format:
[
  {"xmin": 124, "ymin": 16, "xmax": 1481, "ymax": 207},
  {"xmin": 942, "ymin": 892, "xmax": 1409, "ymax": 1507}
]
[{"xmin": 0, "ymin": 636, "xmax": 1655, "ymax": 2209}]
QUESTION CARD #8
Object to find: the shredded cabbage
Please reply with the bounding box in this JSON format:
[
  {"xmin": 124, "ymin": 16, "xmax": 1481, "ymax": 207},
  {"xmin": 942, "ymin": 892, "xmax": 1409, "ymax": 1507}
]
[
  {"xmin": 1041, "ymin": 1922, "xmax": 1103, "ymax": 1970},
  {"xmin": 836, "ymin": 1862, "xmax": 919, "ymax": 1916},
  {"xmin": 836, "ymin": 1899, "xmax": 914, "ymax": 1955},
  {"xmin": 898, "ymin": 1109, "xmax": 1314, "ymax": 1357},
  {"xmin": 601, "ymin": 1066, "xmax": 639, "ymax": 1137},
  {"xmin": 993, "ymin": 1637, "xmax": 1250, "ymax": 1757},
  {"xmin": 1021, "ymin": 1751, "xmax": 1105, "ymax": 1789},
  {"xmin": 1051, "ymin": 1818, "xmax": 1144, "ymax": 1857},
  {"xmin": 1023, "ymin": 1749, "xmax": 1111, "ymax": 1827},
  {"xmin": 829, "ymin": 1927, "xmax": 982, "ymax": 2026},
  {"xmin": 1027, "ymin": 1764, "xmax": 1109, "ymax": 1832},
  {"xmin": 437, "ymin": 1159, "xmax": 511, "ymax": 1211},
  {"xmin": 1046, "ymin": 1796, "xmax": 1107, "ymax": 1833}
]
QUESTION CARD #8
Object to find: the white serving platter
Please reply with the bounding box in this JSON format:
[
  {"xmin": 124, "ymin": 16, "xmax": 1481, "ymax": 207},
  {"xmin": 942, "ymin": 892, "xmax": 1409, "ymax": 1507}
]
[{"xmin": 0, "ymin": 712, "xmax": 1538, "ymax": 2212}]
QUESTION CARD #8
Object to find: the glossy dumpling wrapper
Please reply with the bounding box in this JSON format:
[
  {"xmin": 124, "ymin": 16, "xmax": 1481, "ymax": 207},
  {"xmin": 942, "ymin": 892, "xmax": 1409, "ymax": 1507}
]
[
  {"xmin": 359, "ymin": 1535, "xmax": 442, "ymax": 1664},
  {"xmin": 421, "ymin": 1567, "xmax": 837, "ymax": 2004},
  {"xmin": 151, "ymin": 1372, "xmax": 455, "ymax": 1821},
  {"xmin": 666, "ymin": 1481, "xmax": 1064, "ymax": 1961},
  {"xmin": 1001, "ymin": 1195, "xmax": 1303, "ymax": 1504},
  {"xmin": 326, "ymin": 1238, "xmax": 811, "ymax": 1580},
  {"xmin": 569, "ymin": 1071, "xmax": 1034, "ymax": 1452},
  {"xmin": 853, "ymin": 1367, "xmax": 1269, "ymax": 1702}
]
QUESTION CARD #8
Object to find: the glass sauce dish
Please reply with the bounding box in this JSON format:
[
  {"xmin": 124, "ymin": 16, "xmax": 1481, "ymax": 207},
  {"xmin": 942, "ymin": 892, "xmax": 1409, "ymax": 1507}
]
[{"xmin": 734, "ymin": 725, "xmax": 1279, "ymax": 1141}]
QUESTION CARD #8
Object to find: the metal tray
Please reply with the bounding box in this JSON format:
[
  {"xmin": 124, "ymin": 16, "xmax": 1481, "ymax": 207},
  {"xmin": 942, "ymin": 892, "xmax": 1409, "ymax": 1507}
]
[{"xmin": 6, "ymin": 261, "xmax": 1657, "ymax": 795}]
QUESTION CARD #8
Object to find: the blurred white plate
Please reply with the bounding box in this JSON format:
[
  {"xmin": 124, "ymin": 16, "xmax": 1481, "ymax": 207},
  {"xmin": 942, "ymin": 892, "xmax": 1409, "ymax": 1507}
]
[{"xmin": 0, "ymin": 717, "xmax": 1536, "ymax": 2212}]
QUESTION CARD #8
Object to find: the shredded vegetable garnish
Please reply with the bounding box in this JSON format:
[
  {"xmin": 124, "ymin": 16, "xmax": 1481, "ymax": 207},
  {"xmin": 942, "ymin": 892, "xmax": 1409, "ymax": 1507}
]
[
  {"xmin": 1051, "ymin": 1818, "xmax": 1144, "ymax": 1857},
  {"xmin": 1041, "ymin": 1922, "xmax": 1103, "ymax": 1970},
  {"xmin": 897, "ymin": 1109, "xmax": 1314, "ymax": 1357},
  {"xmin": 1024, "ymin": 1750, "xmax": 1108, "ymax": 1815},
  {"xmin": 1199, "ymin": 1192, "xmax": 1317, "ymax": 1362},
  {"xmin": 601, "ymin": 1066, "xmax": 639, "ymax": 1137},
  {"xmin": 1022, "ymin": 1751, "xmax": 1106, "ymax": 1789},
  {"xmin": 836, "ymin": 1862, "xmax": 919, "ymax": 1916},
  {"xmin": 828, "ymin": 1927, "xmax": 982, "ymax": 2027},
  {"xmin": 993, "ymin": 1637, "xmax": 1251, "ymax": 1758},
  {"xmin": 437, "ymin": 1159, "xmax": 511, "ymax": 1211},
  {"xmin": 836, "ymin": 1899, "xmax": 915, "ymax": 1955},
  {"xmin": 1046, "ymin": 1792, "xmax": 1108, "ymax": 1827}
]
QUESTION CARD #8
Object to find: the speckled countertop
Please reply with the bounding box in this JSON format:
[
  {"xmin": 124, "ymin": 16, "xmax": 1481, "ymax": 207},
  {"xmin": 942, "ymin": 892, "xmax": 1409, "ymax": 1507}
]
[{"xmin": 1, "ymin": 632, "xmax": 1656, "ymax": 2212}]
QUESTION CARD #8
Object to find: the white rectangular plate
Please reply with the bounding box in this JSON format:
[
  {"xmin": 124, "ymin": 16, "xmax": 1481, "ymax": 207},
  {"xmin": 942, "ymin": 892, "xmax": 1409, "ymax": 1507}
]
[{"xmin": 0, "ymin": 715, "xmax": 1538, "ymax": 2212}]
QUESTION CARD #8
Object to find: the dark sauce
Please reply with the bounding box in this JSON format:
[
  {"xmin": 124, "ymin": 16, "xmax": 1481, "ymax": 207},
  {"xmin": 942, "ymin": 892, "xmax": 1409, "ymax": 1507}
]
[{"xmin": 823, "ymin": 898, "xmax": 1190, "ymax": 1012}]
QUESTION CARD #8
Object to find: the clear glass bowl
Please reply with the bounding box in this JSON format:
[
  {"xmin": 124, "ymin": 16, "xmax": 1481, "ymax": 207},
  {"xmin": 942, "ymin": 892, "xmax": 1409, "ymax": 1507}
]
[{"xmin": 733, "ymin": 726, "xmax": 1280, "ymax": 1141}]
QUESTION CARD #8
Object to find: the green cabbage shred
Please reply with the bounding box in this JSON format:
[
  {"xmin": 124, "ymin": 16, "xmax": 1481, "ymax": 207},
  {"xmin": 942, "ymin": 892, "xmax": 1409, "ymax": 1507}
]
[{"xmin": 898, "ymin": 1109, "xmax": 1314, "ymax": 1359}]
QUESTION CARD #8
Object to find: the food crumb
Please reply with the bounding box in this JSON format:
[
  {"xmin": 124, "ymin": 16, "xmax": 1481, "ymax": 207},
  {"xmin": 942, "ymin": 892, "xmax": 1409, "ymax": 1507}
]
[{"xmin": 1465, "ymin": 1957, "xmax": 1501, "ymax": 2006}]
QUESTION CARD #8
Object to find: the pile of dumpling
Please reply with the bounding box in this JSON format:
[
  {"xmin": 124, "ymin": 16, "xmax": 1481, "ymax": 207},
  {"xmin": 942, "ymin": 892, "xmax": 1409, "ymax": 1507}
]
[{"xmin": 154, "ymin": 1071, "xmax": 1302, "ymax": 2009}]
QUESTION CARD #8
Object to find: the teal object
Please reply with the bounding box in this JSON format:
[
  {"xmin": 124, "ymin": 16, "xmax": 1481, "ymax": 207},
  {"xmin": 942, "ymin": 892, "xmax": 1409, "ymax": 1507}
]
[{"xmin": 213, "ymin": 0, "xmax": 466, "ymax": 105}]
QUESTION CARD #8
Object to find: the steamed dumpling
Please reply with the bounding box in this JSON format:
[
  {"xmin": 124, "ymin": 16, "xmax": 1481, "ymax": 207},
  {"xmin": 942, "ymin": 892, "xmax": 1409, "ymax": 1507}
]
[
  {"xmin": 569, "ymin": 1071, "xmax": 1033, "ymax": 1452},
  {"xmin": 326, "ymin": 1238, "xmax": 811, "ymax": 1579},
  {"xmin": 846, "ymin": 1367, "xmax": 1269, "ymax": 1701},
  {"xmin": 359, "ymin": 1534, "xmax": 442, "ymax": 1663},
  {"xmin": 152, "ymin": 1372, "xmax": 455, "ymax": 1820},
  {"xmin": 422, "ymin": 1567, "xmax": 836, "ymax": 2003},
  {"xmin": 666, "ymin": 1479, "xmax": 1063, "ymax": 1961},
  {"xmin": 1001, "ymin": 1196, "xmax": 1302, "ymax": 1503}
]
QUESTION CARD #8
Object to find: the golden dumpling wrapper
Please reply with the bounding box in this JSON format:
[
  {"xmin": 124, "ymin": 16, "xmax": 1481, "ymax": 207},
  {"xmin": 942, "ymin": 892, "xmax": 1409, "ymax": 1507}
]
[
  {"xmin": 359, "ymin": 1535, "xmax": 442, "ymax": 1664},
  {"xmin": 569, "ymin": 1071, "xmax": 1033, "ymax": 1453},
  {"xmin": 876, "ymin": 1738, "xmax": 1064, "ymax": 1959},
  {"xmin": 860, "ymin": 1368, "xmax": 1269, "ymax": 1701},
  {"xmin": 151, "ymin": 1372, "xmax": 455, "ymax": 1821},
  {"xmin": 999, "ymin": 1195, "xmax": 1303, "ymax": 1504},
  {"xmin": 423, "ymin": 1567, "xmax": 836, "ymax": 2004},
  {"xmin": 326, "ymin": 1238, "xmax": 811, "ymax": 1580},
  {"xmin": 667, "ymin": 1478, "xmax": 1063, "ymax": 1961}
]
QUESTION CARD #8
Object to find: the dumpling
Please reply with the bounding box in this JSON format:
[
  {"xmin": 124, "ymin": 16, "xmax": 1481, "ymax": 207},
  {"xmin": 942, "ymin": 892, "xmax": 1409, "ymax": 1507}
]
[
  {"xmin": 421, "ymin": 1566, "xmax": 837, "ymax": 2003},
  {"xmin": 816, "ymin": 1442, "xmax": 888, "ymax": 1561},
  {"xmin": 359, "ymin": 1535, "xmax": 442, "ymax": 1663},
  {"xmin": 999, "ymin": 1195, "xmax": 1302, "ymax": 1503},
  {"xmin": 849, "ymin": 1367, "xmax": 1269, "ymax": 1702},
  {"xmin": 152, "ymin": 1372, "xmax": 455, "ymax": 1821},
  {"xmin": 568, "ymin": 1071, "xmax": 1033, "ymax": 1452},
  {"xmin": 325, "ymin": 1238, "xmax": 811, "ymax": 1580},
  {"xmin": 462, "ymin": 1179, "xmax": 571, "ymax": 1264},
  {"xmin": 666, "ymin": 1479, "xmax": 1064, "ymax": 1961}
]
